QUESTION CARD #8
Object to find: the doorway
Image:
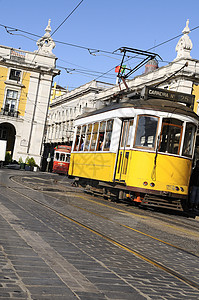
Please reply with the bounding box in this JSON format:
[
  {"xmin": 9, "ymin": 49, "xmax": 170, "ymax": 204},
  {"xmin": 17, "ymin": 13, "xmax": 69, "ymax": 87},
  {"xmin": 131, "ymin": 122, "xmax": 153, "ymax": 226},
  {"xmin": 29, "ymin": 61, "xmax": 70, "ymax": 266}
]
[
  {"xmin": 115, "ymin": 119, "xmax": 134, "ymax": 182},
  {"xmin": 0, "ymin": 122, "xmax": 16, "ymax": 157}
]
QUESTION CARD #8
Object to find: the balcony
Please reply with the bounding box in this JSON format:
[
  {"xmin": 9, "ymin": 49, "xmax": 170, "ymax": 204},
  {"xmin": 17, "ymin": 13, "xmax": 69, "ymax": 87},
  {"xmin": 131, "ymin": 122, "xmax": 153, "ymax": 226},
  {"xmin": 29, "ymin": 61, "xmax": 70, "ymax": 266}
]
[
  {"xmin": 10, "ymin": 50, "xmax": 25, "ymax": 63},
  {"xmin": 0, "ymin": 107, "xmax": 19, "ymax": 118}
]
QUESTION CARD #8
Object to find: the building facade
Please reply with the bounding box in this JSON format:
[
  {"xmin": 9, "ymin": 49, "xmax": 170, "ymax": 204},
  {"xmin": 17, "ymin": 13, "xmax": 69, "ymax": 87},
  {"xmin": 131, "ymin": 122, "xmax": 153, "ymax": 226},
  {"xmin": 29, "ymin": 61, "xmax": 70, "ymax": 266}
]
[
  {"xmin": 46, "ymin": 80, "xmax": 114, "ymax": 145},
  {"xmin": 0, "ymin": 20, "xmax": 59, "ymax": 166}
]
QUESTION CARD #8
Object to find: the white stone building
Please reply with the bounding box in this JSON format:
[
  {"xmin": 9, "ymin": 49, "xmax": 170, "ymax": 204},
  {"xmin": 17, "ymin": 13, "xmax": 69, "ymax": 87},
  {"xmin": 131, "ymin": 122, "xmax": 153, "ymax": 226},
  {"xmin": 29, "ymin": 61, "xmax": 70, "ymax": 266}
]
[
  {"xmin": 45, "ymin": 80, "xmax": 114, "ymax": 144},
  {"xmin": 0, "ymin": 20, "xmax": 60, "ymax": 166}
]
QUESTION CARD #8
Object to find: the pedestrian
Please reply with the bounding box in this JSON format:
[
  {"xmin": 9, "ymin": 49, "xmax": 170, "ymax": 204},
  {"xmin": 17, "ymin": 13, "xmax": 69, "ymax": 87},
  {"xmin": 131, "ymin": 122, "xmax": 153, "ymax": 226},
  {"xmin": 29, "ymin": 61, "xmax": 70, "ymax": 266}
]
[{"xmin": 189, "ymin": 160, "xmax": 199, "ymax": 211}]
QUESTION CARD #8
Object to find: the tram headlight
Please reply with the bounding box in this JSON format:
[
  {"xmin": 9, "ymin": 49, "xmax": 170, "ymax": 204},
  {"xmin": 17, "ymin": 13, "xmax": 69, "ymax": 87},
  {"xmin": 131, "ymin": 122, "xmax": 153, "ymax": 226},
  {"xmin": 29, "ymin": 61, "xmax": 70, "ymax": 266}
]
[
  {"xmin": 180, "ymin": 187, "xmax": 184, "ymax": 192},
  {"xmin": 143, "ymin": 181, "xmax": 148, "ymax": 186},
  {"xmin": 175, "ymin": 186, "xmax": 179, "ymax": 191},
  {"xmin": 150, "ymin": 182, "xmax": 155, "ymax": 187}
]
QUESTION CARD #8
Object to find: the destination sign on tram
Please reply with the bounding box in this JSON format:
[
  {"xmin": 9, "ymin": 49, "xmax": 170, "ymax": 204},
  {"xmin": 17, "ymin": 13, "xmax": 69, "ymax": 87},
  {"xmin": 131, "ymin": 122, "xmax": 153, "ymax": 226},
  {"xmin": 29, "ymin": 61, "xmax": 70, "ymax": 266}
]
[{"xmin": 142, "ymin": 86, "xmax": 195, "ymax": 107}]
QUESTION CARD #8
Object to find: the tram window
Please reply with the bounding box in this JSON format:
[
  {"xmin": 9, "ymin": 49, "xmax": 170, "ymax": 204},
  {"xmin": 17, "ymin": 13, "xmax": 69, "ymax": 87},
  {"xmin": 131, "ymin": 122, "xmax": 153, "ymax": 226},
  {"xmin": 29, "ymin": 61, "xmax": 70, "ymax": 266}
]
[
  {"xmin": 104, "ymin": 120, "xmax": 113, "ymax": 151},
  {"xmin": 90, "ymin": 122, "xmax": 99, "ymax": 151},
  {"xmin": 84, "ymin": 124, "xmax": 92, "ymax": 151},
  {"xmin": 55, "ymin": 153, "xmax": 59, "ymax": 160},
  {"xmin": 79, "ymin": 125, "xmax": 86, "ymax": 151},
  {"xmin": 159, "ymin": 118, "xmax": 183, "ymax": 155},
  {"xmin": 122, "ymin": 152, "xmax": 129, "ymax": 175},
  {"xmin": 126, "ymin": 120, "xmax": 134, "ymax": 147},
  {"xmin": 121, "ymin": 120, "xmax": 134, "ymax": 148},
  {"xmin": 74, "ymin": 126, "xmax": 81, "ymax": 151},
  {"xmin": 96, "ymin": 121, "xmax": 106, "ymax": 151},
  {"xmin": 134, "ymin": 116, "xmax": 158, "ymax": 149},
  {"xmin": 121, "ymin": 121, "xmax": 129, "ymax": 148},
  {"xmin": 182, "ymin": 123, "xmax": 196, "ymax": 157},
  {"xmin": 60, "ymin": 153, "xmax": 65, "ymax": 161},
  {"xmin": 66, "ymin": 155, "xmax": 70, "ymax": 162}
]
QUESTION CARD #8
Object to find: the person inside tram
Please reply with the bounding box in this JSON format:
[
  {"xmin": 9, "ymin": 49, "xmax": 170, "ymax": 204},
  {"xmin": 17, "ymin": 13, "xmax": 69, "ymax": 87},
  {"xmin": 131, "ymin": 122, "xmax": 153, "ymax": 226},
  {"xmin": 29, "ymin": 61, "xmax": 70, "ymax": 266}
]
[
  {"xmin": 80, "ymin": 137, "xmax": 84, "ymax": 151},
  {"xmin": 97, "ymin": 133, "xmax": 104, "ymax": 151},
  {"xmin": 189, "ymin": 160, "xmax": 199, "ymax": 211},
  {"xmin": 99, "ymin": 141, "xmax": 103, "ymax": 150}
]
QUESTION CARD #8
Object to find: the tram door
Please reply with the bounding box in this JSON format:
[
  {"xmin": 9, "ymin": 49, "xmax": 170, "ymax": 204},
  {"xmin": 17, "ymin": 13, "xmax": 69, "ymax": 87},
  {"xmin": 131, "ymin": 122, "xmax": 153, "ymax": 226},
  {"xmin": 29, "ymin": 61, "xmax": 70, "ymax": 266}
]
[{"xmin": 115, "ymin": 119, "xmax": 134, "ymax": 182}]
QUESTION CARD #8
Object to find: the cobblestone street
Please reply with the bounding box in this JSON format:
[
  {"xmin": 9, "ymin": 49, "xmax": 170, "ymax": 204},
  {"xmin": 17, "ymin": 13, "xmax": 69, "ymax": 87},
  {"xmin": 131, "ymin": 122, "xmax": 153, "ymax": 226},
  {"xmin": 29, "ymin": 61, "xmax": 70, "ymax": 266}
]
[{"xmin": 0, "ymin": 169, "xmax": 198, "ymax": 299}]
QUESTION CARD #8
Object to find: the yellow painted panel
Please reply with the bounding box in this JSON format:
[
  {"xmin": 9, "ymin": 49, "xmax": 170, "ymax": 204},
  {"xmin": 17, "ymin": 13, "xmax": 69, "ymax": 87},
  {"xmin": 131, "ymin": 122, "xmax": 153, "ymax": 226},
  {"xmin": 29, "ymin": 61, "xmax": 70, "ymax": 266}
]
[
  {"xmin": 18, "ymin": 71, "xmax": 30, "ymax": 116},
  {"xmin": 69, "ymin": 152, "xmax": 116, "ymax": 182},
  {"xmin": 115, "ymin": 150, "xmax": 132, "ymax": 182},
  {"xmin": 192, "ymin": 84, "xmax": 199, "ymax": 113},
  {"xmin": 126, "ymin": 151, "xmax": 192, "ymax": 195},
  {"xmin": 69, "ymin": 150, "xmax": 192, "ymax": 196},
  {"xmin": 0, "ymin": 67, "xmax": 8, "ymax": 109}
]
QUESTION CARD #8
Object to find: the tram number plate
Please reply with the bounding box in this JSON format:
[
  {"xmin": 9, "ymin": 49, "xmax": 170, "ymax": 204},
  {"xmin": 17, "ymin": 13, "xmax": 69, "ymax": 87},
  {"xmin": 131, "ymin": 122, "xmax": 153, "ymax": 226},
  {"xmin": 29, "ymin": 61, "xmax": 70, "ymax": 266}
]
[{"xmin": 166, "ymin": 185, "xmax": 175, "ymax": 191}]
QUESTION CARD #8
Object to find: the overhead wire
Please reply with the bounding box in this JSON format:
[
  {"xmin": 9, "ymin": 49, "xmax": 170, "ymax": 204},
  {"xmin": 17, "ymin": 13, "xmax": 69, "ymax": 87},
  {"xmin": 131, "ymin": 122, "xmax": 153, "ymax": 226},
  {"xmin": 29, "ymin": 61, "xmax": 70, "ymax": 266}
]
[
  {"xmin": 1, "ymin": 21, "xmax": 199, "ymax": 85},
  {"xmin": 0, "ymin": 21, "xmax": 198, "ymax": 109},
  {"xmin": 1, "ymin": 22, "xmax": 199, "ymax": 61},
  {"xmin": 90, "ymin": 25, "xmax": 199, "ymax": 82},
  {"xmin": 51, "ymin": 0, "xmax": 84, "ymax": 37},
  {"xmin": 0, "ymin": 53, "xmax": 192, "ymax": 97},
  {"xmin": 10, "ymin": 0, "xmax": 87, "ymax": 140},
  {"xmin": 55, "ymin": 22, "xmax": 199, "ymax": 79},
  {"xmin": 0, "ymin": 23, "xmax": 129, "ymax": 58}
]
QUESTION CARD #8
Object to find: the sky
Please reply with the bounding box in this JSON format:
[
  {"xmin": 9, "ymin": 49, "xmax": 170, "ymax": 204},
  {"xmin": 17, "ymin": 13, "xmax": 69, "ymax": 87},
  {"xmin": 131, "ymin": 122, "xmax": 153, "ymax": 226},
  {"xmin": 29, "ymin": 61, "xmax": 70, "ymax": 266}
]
[{"xmin": 1, "ymin": 0, "xmax": 199, "ymax": 90}]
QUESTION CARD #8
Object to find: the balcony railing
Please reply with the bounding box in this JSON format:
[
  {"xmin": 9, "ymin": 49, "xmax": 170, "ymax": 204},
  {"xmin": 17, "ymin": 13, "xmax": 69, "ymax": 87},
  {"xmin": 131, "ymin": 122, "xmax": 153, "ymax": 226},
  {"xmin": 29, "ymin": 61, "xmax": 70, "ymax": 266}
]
[
  {"xmin": 10, "ymin": 50, "xmax": 25, "ymax": 63},
  {"xmin": 0, "ymin": 107, "xmax": 19, "ymax": 117}
]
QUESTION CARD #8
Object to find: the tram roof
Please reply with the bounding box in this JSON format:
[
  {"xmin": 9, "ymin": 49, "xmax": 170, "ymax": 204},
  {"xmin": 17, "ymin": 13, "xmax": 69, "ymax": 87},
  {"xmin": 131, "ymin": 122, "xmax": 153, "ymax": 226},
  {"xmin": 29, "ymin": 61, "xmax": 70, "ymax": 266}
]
[{"xmin": 78, "ymin": 98, "xmax": 199, "ymax": 121}]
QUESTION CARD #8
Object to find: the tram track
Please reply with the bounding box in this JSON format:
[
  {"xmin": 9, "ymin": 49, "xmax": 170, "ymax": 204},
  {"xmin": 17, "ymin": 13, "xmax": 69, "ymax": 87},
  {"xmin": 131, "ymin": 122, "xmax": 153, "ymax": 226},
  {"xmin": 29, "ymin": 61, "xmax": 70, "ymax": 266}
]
[
  {"xmin": 2, "ymin": 175, "xmax": 198, "ymax": 292},
  {"xmin": 9, "ymin": 175, "xmax": 199, "ymax": 252},
  {"xmin": 82, "ymin": 186, "xmax": 199, "ymax": 231},
  {"xmin": 135, "ymin": 210, "xmax": 199, "ymax": 235},
  {"xmin": 66, "ymin": 203, "xmax": 199, "ymax": 257},
  {"xmin": 83, "ymin": 190, "xmax": 199, "ymax": 235}
]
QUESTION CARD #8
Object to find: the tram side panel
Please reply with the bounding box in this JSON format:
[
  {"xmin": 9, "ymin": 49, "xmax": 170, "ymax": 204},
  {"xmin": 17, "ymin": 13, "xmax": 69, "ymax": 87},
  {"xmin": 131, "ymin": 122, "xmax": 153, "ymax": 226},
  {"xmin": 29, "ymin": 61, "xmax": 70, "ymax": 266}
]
[
  {"xmin": 69, "ymin": 147, "xmax": 192, "ymax": 199},
  {"xmin": 69, "ymin": 117, "xmax": 121, "ymax": 182},
  {"xmin": 69, "ymin": 152, "xmax": 116, "ymax": 182},
  {"xmin": 123, "ymin": 150, "xmax": 192, "ymax": 197}
]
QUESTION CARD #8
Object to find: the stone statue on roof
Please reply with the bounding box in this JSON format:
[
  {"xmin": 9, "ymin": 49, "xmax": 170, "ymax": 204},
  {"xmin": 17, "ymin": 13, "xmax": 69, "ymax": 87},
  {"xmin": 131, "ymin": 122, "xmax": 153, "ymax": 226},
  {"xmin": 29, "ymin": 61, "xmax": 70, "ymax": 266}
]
[
  {"xmin": 175, "ymin": 19, "xmax": 193, "ymax": 60},
  {"xmin": 36, "ymin": 19, "xmax": 56, "ymax": 56}
]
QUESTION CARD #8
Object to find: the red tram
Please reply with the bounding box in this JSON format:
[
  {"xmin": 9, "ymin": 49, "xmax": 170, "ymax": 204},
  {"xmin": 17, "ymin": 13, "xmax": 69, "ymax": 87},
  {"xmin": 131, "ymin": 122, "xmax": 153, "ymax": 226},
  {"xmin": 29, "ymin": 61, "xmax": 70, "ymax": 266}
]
[{"xmin": 52, "ymin": 145, "xmax": 71, "ymax": 175}]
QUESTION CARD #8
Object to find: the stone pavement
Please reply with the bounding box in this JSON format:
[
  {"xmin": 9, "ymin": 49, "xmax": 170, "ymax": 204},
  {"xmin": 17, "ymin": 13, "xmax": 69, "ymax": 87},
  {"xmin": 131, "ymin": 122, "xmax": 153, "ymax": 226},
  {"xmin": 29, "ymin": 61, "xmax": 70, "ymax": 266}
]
[{"xmin": 0, "ymin": 170, "xmax": 198, "ymax": 299}]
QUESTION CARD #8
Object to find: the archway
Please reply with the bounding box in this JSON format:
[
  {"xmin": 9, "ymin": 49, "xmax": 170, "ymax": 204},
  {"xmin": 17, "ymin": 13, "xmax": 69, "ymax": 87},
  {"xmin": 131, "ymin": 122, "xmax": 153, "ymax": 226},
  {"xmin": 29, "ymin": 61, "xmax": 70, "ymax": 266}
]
[{"xmin": 0, "ymin": 122, "xmax": 16, "ymax": 157}]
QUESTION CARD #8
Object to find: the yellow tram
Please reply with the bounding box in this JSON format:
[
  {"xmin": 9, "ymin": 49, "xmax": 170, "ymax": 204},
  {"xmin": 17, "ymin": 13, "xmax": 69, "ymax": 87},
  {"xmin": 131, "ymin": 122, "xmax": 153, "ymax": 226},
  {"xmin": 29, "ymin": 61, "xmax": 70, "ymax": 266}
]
[{"xmin": 68, "ymin": 87, "xmax": 199, "ymax": 212}]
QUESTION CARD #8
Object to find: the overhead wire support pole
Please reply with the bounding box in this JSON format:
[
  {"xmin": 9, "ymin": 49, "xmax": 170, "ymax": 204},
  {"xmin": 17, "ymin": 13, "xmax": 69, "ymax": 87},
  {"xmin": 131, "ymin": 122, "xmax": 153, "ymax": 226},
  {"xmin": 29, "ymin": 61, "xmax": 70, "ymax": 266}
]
[
  {"xmin": 116, "ymin": 47, "xmax": 163, "ymax": 90},
  {"xmin": 124, "ymin": 56, "xmax": 156, "ymax": 78},
  {"xmin": 117, "ymin": 49, "xmax": 126, "ymax": 84},
  {"xmin": 119, "ymin": 47, "xmax": 162, "ymax": 60}
]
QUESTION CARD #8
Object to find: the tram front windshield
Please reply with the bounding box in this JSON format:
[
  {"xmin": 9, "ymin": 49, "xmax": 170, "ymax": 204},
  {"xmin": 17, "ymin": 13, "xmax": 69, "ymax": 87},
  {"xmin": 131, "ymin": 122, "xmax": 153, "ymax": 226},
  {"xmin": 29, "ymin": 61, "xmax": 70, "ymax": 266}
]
[
  {"xmin": 54, "ymin": 152, "xmax": 70, "ymax": 162},
  {"xmin": 159, "ymin": 118, "xmax": 196, "ymax": 157},
  {"xmin": 134, "ymin": 116, "xmax": 196, "ymax": 157},
  {"xmin": 159, "ymin": 118, "xmax": 182, "ymax": 155},
  {"xmin": 182, "ymin": 123, "xmax": 196, "ymax": 157},
  {"xmin": 135, "ymin": 116, "xmax": 158, "ymax": 149}
]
